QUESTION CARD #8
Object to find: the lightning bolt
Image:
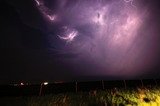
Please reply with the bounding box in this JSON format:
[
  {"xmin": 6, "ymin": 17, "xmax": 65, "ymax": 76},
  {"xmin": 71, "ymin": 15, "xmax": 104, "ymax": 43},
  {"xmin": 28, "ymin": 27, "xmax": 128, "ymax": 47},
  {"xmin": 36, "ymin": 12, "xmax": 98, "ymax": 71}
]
[
  {"xmin": 58, "ymin": 27, "xmax": 78, "ymax": 43},
  {"xmin": 34, "ymin": 0, "xmax": 57, "ymax": 22}
]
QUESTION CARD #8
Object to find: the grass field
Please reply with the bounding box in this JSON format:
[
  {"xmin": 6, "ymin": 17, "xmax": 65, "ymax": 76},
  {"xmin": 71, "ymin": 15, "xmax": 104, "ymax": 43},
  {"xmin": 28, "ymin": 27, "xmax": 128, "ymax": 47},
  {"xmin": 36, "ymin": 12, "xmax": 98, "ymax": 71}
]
[{"xmin": 0, "ymin": 86, "xmax": 160, "ymax": 106}]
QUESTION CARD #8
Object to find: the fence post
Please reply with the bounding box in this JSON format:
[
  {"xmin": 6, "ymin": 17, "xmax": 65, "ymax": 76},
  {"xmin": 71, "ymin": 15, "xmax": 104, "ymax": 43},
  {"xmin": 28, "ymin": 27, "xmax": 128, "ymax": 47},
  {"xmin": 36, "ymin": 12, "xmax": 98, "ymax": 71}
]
[
  {"xmin": 39, "ymin": 83, "xmax": 43, "ymax": 96},
  {"xmin": 102, "ymin": 80, "xmax": 104, "ymax": 90},
  {"xmin": 140, "ymin": 79, "xmax": 144, "ymax": 87},
  {"xmin": 123, "ymin": 80, "xmax": 126, "ymax": 89},
  {"xmin": 75, "ymin": 82, "xmax": 78, "ymax": 93},
  {"xmin": 154, "ymin": 79, "xmax": 157, "ymax": 87}
]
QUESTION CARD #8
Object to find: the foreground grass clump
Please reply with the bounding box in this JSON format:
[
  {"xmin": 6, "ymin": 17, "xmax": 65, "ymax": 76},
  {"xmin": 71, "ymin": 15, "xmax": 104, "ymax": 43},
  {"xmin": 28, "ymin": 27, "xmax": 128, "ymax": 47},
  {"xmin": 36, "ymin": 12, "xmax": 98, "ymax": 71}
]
[{"xmin": 0, "ymin": 87, "xmax": 160, "ymax": 106}]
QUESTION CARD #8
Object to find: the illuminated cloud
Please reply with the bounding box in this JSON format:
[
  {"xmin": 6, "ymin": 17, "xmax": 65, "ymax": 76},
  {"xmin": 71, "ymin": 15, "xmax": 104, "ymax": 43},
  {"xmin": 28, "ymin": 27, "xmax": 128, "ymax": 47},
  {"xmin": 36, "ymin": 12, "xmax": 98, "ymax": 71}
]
[{"xmin": 34, "ymin": 0, "xmax": 156, "ymax": 78}]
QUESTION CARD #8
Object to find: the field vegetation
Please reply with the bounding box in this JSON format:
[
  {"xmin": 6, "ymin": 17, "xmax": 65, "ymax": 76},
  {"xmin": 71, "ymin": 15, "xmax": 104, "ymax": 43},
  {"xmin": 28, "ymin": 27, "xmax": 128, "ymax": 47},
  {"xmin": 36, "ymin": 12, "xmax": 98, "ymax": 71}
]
[{"xmin": 0, "ymin": 86, "xmax": 160, "ymax": 106}]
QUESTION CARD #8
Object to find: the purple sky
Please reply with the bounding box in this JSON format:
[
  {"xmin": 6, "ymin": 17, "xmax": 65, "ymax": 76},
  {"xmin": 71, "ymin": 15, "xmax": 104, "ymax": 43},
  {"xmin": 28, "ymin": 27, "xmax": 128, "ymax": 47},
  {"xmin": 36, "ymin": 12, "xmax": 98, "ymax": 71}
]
[{"xmin": 1, "ymin": 0, "xmax": 160, "ymax": 83}]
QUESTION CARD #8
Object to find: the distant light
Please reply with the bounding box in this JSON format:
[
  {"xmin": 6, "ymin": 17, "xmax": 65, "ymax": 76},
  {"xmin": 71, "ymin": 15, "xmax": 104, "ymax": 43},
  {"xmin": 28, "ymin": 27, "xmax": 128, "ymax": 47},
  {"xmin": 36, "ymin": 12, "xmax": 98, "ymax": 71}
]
[
  {"xmin": 20, "ymin": 82, "xmax": 24, "ymax": 86},
  {"xmin": 43, "ymin": 82, "xmax": 48, "ymax": 85}
]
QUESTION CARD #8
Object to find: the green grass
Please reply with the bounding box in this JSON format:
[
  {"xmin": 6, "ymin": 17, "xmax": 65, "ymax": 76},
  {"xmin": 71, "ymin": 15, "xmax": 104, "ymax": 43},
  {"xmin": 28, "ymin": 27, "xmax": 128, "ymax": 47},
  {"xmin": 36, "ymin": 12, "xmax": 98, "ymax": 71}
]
[{"xmin": 0, "ymin": 87, "xmax": 160, "ymax": 106}]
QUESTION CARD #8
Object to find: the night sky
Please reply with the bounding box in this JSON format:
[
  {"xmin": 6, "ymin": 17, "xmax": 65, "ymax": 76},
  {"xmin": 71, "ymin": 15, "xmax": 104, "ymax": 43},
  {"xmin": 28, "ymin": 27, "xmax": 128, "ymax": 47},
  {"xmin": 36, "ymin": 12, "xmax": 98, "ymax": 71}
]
[{"xmin": 1, "ymin": 0, "xmax": 160, "ymax": 83}]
